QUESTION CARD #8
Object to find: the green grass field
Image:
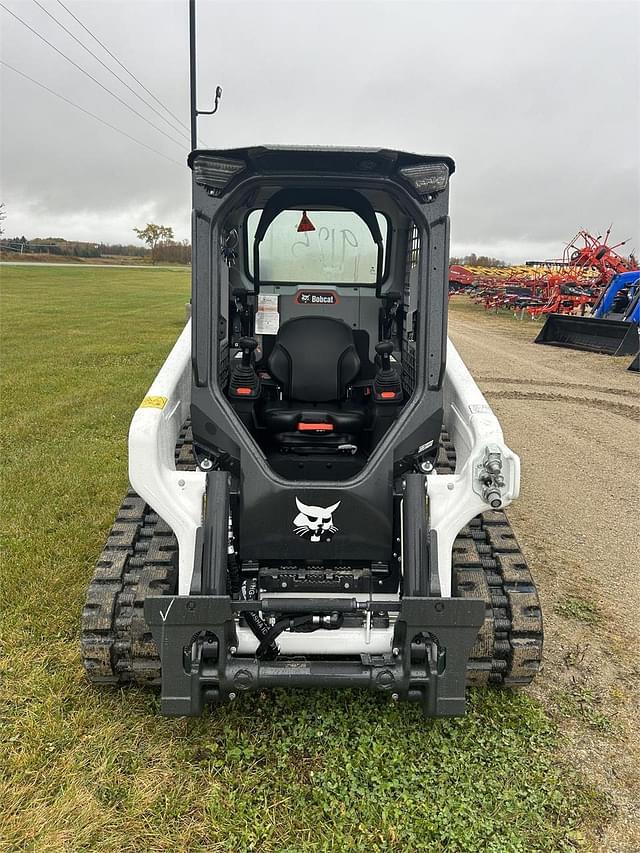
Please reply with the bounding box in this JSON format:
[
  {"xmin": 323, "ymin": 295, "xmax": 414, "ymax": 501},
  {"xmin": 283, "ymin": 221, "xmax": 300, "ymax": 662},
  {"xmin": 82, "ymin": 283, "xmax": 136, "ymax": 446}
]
[{"xmin": 1, "ymin": 266, "xmax": 607, "ymax": 852}]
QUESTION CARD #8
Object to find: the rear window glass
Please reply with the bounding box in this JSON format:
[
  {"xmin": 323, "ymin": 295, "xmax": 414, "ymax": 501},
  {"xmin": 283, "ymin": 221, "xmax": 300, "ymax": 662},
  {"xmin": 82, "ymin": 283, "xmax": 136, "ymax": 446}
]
[{"xmin": 247, "ymin": 209, "xmax": 388, "ymax": 284}]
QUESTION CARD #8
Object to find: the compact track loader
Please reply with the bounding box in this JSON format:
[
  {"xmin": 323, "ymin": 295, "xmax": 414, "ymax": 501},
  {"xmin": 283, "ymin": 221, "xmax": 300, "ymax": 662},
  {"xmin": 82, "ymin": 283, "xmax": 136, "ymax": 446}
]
[{"xmin": 81, "ymin": 144, "xmax": 543, "ymax": 716}]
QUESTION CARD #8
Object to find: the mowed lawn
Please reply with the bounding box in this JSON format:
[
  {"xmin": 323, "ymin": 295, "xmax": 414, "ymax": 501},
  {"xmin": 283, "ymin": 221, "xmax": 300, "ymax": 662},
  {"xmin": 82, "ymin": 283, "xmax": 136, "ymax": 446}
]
[{"xmin": 1, "ymin": 266, "xmax": 607, "ymax": 852}]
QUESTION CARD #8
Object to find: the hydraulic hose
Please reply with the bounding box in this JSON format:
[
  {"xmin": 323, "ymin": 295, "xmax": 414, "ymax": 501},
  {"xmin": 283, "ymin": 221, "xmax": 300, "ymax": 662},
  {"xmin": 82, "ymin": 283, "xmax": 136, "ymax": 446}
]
[
  {"xmin": 255, "ymin": 612, "xmax": 344, "ymax": 660},
  {"xmin": 227, "ymin": 552, "xmax": 279, "ymax": 659},
  {"xmin": 255, "ymin": 614, "xmax": 315, "ymax": 660},
  {"xmin": 246, "ymin": 612, "xmax": 279, "ymax": 660},
  {"xmin": 227, "ymin": 554, "xmax": 344, "ymax": 661}
]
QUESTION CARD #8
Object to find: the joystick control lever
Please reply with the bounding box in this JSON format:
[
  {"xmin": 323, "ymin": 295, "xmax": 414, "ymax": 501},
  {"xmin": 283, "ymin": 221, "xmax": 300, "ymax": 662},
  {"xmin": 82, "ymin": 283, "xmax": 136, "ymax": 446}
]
[
  {"xmin": 230, "ymin": 337, "xmax": 260, "ymax": 398},
  {"xmin": 239, "ymin": 336, "xmax": 258, "ymax": 368},
  {"xmin": 375, "ymin": 340, "xmax": 393, "ymax": 371},
  {"xmin": 373, "ymin": 340, "xmax": 402, "ymax": 402}
]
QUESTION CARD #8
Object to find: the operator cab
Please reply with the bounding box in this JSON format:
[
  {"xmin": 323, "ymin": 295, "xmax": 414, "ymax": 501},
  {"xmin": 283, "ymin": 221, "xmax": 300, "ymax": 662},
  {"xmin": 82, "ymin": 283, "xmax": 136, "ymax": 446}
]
[
  {"xmin": 189, "ymin": 146, "xmax": 453, "ymax": 488},
  {"xmin": 217, "ymin": 185, "xmax": 417, "ymax": 479}
]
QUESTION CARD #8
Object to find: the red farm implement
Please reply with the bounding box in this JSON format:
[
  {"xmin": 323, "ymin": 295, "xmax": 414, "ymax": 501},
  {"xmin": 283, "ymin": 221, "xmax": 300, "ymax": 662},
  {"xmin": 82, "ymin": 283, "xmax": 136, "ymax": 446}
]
[
  {"xmin": 448, "ymin": 264, "xmax": 475, "ymax": 291},
  {"xmin": 464, "ymin": 228, "xmax": 637, "ymax": 321},
  {"xmin": 564, "ymin": 227, "xmax": 633, "ymax": 282}
]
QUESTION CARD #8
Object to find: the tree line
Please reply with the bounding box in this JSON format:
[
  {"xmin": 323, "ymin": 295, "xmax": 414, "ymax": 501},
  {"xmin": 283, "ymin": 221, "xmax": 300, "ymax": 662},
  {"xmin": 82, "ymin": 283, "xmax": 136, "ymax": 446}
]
[
  {"xmin": 0, "ymin": 221, "xmax": 191, "ymax": 264},
  {"xmin": 450, "ymin": 253, "xmax": 507, "ymax": 268}
]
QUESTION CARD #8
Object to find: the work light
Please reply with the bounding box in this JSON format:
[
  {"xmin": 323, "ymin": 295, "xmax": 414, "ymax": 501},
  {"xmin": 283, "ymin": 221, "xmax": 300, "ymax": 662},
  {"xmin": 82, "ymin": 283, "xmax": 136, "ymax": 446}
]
[
  {"xmin": 398, "ymin": 163, "xmax": 449, "ymax": 198},
  {"xmin": 193, "ymin": 156, "xmax": 245, "ymax": 193}
]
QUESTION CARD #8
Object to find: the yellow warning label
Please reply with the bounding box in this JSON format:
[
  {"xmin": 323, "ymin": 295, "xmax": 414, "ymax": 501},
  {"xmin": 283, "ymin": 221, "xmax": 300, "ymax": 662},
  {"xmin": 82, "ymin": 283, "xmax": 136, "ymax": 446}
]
[{"xmin": 139, "ymin": 395, "xmax": 168, "ymax": 410}]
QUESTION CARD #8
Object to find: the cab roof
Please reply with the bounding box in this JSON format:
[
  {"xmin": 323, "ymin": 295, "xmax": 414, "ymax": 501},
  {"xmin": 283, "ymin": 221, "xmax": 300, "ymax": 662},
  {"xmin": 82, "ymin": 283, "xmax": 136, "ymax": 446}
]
[{"xmin": 187, "ymin": 145, "xmax": 455, "ymax": 176}]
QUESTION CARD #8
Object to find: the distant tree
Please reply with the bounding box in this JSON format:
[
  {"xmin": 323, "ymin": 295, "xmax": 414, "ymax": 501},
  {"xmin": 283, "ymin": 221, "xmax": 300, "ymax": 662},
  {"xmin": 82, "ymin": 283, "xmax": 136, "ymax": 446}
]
[
  {"xmin": 100, "ymin": 242, "xmax": 151, "ymax": 258},
  {"xmin": 0, "ymin": 202, "xmax": 6, "ymax": 236},
  {"xmin": 475, "ymin": 255, "xmax": 506, "ymax": 268},
  {"xmin": 133, "ymin": 223, "xmax": 174, "ymax": 263},
  {"xmin": 154, "ymin": 238, "xmax": 191, "ymax": 265},
  {"xmin": 450, "ymin": 253, "xmax": 506, "ymax": 268}
]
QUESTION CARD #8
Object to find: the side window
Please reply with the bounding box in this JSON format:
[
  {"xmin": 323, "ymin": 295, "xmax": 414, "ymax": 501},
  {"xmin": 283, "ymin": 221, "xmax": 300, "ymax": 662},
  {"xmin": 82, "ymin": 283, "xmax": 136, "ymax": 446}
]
[{"xmin": 247, "ymin": 210, "xmax": 388, "ymax": 285}]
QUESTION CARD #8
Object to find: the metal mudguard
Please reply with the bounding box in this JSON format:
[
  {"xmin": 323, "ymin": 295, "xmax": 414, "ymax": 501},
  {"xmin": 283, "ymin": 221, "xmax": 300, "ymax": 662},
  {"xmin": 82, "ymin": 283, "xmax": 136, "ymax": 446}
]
[{"xmin": 129, "ymin": 321, "xmax": 205, "ymax": 597}]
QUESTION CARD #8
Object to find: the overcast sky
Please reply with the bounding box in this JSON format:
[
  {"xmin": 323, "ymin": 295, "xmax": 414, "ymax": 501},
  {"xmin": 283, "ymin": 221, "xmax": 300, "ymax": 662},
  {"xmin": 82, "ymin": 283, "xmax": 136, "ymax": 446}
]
[{"xmin": 1, "ymin": 0, "xmax": 639, "ymax": 261}]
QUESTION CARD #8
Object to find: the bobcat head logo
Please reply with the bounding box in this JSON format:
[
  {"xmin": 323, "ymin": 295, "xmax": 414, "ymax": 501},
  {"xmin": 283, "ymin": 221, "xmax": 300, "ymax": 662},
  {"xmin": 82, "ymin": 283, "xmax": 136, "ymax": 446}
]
[{"xmin": 293, "ymin": 497, "xmax": 340, "ymax": 543}]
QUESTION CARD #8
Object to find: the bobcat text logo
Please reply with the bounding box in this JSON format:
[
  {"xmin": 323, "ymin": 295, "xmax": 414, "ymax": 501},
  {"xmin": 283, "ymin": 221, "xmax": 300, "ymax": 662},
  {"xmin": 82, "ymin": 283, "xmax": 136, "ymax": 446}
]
[
  {"xmin": 295, "ymin": 291, "xmax": 338, "ymax": 305},
  {"xmin": 293, "ymin": 498, "xmax": 341, "ymax": 543}
]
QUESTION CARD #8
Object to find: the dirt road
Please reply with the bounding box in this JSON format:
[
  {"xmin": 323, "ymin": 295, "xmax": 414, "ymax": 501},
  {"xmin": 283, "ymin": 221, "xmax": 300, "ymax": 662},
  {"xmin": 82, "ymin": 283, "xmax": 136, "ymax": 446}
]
[{"xmin": 449, "ymin": 300, "xmax": 640, "ymax": 852}]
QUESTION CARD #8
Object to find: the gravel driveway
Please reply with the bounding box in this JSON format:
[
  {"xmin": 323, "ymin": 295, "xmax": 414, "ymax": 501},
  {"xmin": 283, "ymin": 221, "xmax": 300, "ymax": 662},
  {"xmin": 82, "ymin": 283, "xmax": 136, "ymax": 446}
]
[{"xmin": 449, "ymin": 299, "xmax": 640, "ymax": 853}]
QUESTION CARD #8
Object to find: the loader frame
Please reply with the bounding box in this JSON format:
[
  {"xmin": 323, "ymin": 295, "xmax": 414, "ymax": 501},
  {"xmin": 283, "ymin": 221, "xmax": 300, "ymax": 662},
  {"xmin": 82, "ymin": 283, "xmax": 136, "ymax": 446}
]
[{"xmin": 130, "ymin": 319, "xmax": 519, "ymax": 714}]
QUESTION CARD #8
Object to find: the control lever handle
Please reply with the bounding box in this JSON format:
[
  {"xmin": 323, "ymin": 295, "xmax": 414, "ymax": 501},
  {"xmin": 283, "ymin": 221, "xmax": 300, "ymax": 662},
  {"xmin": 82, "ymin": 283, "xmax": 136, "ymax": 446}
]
[
  {"xmin": 375, "ymin": 340, "xmax": 393, "ymax": 371},
  {"xmin": 239, "ymin": 336, "xmax": 258, "ymax": 367}
]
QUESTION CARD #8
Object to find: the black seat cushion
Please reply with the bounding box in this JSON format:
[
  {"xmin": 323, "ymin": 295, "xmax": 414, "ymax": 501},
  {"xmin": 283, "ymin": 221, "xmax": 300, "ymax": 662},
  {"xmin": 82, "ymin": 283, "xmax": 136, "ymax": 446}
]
[
  {"xmin": 261, "ymin": 401, "xmax": 366, "ymax": 433},
  {"xmin": 268, "ymin": 316, "xmax": 360, "ymax": 403}
]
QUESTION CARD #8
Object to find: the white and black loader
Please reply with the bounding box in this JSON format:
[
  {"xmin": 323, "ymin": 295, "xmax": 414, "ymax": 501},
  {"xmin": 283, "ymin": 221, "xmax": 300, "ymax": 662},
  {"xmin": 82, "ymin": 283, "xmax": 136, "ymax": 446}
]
[{"xmin": 81, "ymin": 144, "xmax": 543, "ymax": 716}]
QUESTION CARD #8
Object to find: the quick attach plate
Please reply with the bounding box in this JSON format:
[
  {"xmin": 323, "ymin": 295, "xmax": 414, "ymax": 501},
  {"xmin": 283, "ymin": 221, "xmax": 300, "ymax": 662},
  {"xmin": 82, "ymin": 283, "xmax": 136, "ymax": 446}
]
[{"xmin": 145, "ymin": 594, "xmax": 484, "ymax": 717}]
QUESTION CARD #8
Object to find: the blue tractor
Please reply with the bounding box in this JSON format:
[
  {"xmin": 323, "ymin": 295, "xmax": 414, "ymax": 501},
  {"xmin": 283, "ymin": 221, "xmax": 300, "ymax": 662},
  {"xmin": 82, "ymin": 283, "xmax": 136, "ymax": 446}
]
[{"xmin": 593, "ymin": 270, "xmax": 640, "ymax": 323}]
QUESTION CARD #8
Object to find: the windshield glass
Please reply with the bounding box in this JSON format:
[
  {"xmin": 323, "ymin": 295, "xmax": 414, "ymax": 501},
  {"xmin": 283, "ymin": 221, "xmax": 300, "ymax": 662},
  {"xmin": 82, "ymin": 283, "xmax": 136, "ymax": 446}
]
[{"xmin": 247, "ymin": 209, "xmax": 388, "ymax": 284}]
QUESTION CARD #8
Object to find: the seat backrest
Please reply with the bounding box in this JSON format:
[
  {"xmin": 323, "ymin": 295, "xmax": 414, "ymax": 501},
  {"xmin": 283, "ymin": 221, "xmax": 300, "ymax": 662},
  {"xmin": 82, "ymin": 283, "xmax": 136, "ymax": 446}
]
[{"xmin": 268, "ymin": 316, "xmax": 360, "ymax": 402}]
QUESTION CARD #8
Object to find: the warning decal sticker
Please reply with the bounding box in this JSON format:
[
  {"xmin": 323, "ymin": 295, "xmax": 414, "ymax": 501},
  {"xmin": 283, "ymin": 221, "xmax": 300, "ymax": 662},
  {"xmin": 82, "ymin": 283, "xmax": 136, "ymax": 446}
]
[
  {"xmin": 139, "ymin": 396, "xmax": 168, "ymax": 410},
  {"xmin": 255, "ymin": 293, "xmax": 280, "ymax": 335}
]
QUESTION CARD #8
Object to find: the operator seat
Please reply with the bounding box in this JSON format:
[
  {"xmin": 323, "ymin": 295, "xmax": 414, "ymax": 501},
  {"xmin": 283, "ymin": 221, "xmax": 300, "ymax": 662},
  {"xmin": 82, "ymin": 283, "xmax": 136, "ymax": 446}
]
[{"xmin": 261, "ymin": 316, "xmax": 367, "ymax": 446}]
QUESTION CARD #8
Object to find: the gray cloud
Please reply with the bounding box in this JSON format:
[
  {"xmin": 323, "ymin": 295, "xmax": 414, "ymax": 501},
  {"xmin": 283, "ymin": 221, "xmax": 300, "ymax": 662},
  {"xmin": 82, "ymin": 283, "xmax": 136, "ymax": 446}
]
[{"xmin": 1, "ymin": 0, "xmax": 638, "ymax": 260}]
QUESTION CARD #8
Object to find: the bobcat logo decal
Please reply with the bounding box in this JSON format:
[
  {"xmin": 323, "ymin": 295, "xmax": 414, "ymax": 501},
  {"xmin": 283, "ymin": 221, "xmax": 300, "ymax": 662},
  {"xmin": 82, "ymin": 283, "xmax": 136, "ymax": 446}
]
[
  {"xmin": 293, "ymin": 497, "xmax": 341, "ymax": 543},
  {"xmin": 295, "ymin": 290, "xmax": 338, "ymax": 305}
]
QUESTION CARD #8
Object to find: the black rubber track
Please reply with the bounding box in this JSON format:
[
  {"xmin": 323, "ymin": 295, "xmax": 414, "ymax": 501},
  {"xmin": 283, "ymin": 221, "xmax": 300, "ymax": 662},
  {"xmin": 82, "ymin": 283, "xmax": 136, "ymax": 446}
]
[
  {"xmin": 81, "ymin": 426, "xmax": 543, "ymax": 687},
  {"xmin": 80, "ymin": 424, "xmax": 193, "ymax": 686}
]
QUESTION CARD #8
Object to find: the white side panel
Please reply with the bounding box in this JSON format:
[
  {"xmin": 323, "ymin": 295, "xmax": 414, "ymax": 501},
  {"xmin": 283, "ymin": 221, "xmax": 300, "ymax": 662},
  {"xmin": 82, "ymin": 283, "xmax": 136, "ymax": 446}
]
[
  {"xmin": 428, "ymin": 339, "xmax": 520, "ymax": 597},
  {"xmin": 128, "ymin": 321, "xmax": 205, "ymax": 595}
]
